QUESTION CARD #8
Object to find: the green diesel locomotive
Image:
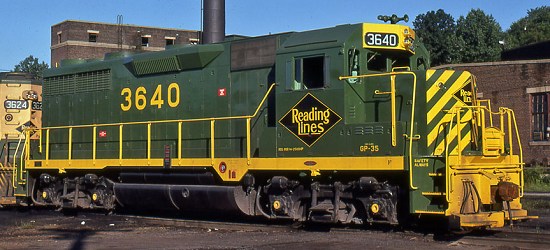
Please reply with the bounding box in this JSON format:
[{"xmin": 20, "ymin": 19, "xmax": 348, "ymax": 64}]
[{"xmin": 5, "ymin": 20, "xmax": 533, "ymax": 229}]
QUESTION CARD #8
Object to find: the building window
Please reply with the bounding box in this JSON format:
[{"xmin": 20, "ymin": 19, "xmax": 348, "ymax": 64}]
[
  {"xmin": 89, "ymin": 34, "xmax": 97, "ymax": 42},
  {"xmin": 189, "ymin": 38, "xmax": 199, "ymax": 45},
  {"xmin": 87, "ymin": 30, "xmax": 99, "ymax": 43},
  {"xmin": 165, "ymin": 36, "xmax": 176, "ymax": 46},
  {"xmin": 531, "ymin": 92, "xmax": 549, "ymax": 141},
  {"xmin": 141, "ymin": 36, "xmax": 150, "ymax": 47},
  {"xmin": 57, "ymin": 31, "xmax": 62, "ymax": 44}
]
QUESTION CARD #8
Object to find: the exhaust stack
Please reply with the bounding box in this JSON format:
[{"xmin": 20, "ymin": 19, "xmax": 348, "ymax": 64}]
[{"xmin": 202, "ymin": 0, "xmax": 225, "ymax": 44}]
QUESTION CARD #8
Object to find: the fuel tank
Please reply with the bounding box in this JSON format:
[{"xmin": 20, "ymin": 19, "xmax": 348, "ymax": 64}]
[{"xmin": 113, "ymin": 183, "xmax": 257, "ymax": 216}]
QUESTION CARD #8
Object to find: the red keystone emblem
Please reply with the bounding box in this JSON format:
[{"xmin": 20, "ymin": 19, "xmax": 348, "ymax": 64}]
[{"xmin": 99, "ymin": 130, "xmax": 107, "ymax": 138}]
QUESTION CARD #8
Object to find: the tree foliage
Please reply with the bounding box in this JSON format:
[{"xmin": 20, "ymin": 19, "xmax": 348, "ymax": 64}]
[
  {"xmin": 413, "ymin": 9, "xmax": 503, "ymax": 65},
  {"xmin": 456, "ymin": 9, "xmax": 503, "ymax": 63},
  {"xmin": 413, "ymin": 9, "xmax": 463, "ymax": 66},
  {"xmin": 505, "ymin": 6, "xmax": 550, "ymax": 48},
  {"xmin": 13, "ymin": 55, "xmax": 49, "ymax": 78}
]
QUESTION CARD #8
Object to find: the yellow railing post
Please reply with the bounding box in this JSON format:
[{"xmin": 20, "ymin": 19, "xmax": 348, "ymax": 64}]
[
  {"xmin": 119, "ymin": 125, "xmax": 123, "ymax": 163},
  {"xmin": 68, "ymin": 127, "xmax": 73, "ymax": 161},
  {"xmin": 19, "ymin": 133, "xmax": 27, "ymax": 182},
  {"xmin": 46, "ymin": 129, "xmax": 50, "ymax": 162},
  {"xmin": 147, "ymin": 123, "xmax": 151, "ymax": 165},
  {"xmin": 499, "ymin": 108, "xmax": 505, "ymax": 133},
  {"xmin": 510, "ymin": 110, "xmax": 524, "ymax": 196},
  {"xmin": 488, "ymin": 100, "xmax": 493, "ymax": 126},
  {"xmin": 246, "ymin": 118, "xmax": 251, "ymax": 165},
  {"xmin": 13, "ymin": 133, "xmax": 25, "ymax": 187},
  {"xmin": 390, "ymin": 75, "xmax": 396, "ymax": 147},
  {"xmin": 445, "ymin": 108, "xmax": 456, "ymax": 203},
  {"xmin": 93, "ymin": 126, "xmax": 97, "ymax": 164},
  {"xmin": 210, "ymin": 120, "xmax": 215, "ymax": 165},
  {"xmin": 457, "ymin": 107, "xmax": 462, "ymax": 163},
  {"xmin": 507, "ymin": 110, "xmax": 513, "ymax": 156},
  {"xmin": 39, "ymin": 129, "xmax": 42, "ymax": 153},
  {"xmin": 25, "ymin": 130, "xmax": 30, "ymax": 160},
  {"xmin": 178, "ymin": 121, "xmax": 182, "ymax": 161},
  {"xmin": 480, "ymin": 108, "xmax": 486, "ymax": 147}
]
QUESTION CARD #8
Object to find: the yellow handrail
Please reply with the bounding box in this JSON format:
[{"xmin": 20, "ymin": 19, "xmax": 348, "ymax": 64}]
[
  {"xmin": 12, "ymin": 132, "xmax": 26, "ymax": 188},
  {"xmin": 444, "ymin": 105, "xmax": 524, "ymax": 202},
  {"xmin": 445, "ymin": 107, "xmax": 456, "ymax": 203},
  {"xmin": 29, "ymin": 83, "xmax": 277, "ymax": 168},
  {"xmin": 509, "ymin": 109, "xmax": 524, "ymax": 197}
]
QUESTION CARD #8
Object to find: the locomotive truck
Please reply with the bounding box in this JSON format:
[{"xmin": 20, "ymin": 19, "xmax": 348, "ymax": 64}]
[{"xmin": 1, "ymin": 18, "xmax": 533, "ymax": 229}]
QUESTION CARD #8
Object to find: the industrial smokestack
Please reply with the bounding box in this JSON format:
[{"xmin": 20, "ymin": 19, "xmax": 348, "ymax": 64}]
[{"xmin": 202, "ymin": 0, "xmax": 225, "ymax": 44}]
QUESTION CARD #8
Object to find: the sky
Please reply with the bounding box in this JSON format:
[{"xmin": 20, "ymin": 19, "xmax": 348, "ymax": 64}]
[{"xmin": 0, "ymin": 0, "xmax": 547, "ymax": 71}]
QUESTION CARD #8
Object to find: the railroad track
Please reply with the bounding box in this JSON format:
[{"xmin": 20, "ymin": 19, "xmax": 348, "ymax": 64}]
[
  {"xmin": 110, "ymin": 213, "xmax": 295, "ymax": 232},
  {"xmin": 450, "ymin": 230, "xmax": 550, "ymax": 249},
  {"xmin": 3, "ymin": 208, "xmax": 549, "ymax": 249},
  {"xmin": 109, "ymin": 212, "xmax": 550, "ymax": 249}
]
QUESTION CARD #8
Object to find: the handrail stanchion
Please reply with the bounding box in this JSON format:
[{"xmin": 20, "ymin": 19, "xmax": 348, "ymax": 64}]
[
  {"xmin": 68, "ymin": 127, "xmax": 73, "ymax": 161},
  {"xmin": 46, "ymin": 129, "xmax": 50, "ymax": 162},
  {"xmin": 507, "ymin": 110, "xmax": 513, "ymax": 156},
  {"xmin": 499, "ymin": 108, "xmax": 505, "ymax": 133},
  {"xmin": 178, "ymin": 122, "xmax": 182, "ymax": 161},
  {"xmin": 19, "ymin": 133, "xmax": 27, "ymax": 182},
  {"xmin": 119, "ymin": 125, "xmax": 123, "ymax": 163},
  {"xmin": 445, "ymin": 108, "xmax": 456, "ymax": 203},
  {"xmin": 147, "ymin": 123, "xmax": 151, "ymax": 164},
  {"xmin": 510, "ymin": 110, "xmax": 524, "ymax": 197},
  {"xmin": 211, "ymin": 120, "xmax": 215, "ymax": 165},
  {"xmin": 93, "ymin": 126, "xmax": 97, "ymax": 165},
  {"xmin": 246, "ymin": 118, "xmax": 251, "ymax": 165},
  {"xmin": 457, "ymin": 107, "xmax": 462, "ymax": 164},
  {"xmin": 39, "ymin": 129, "xmax": 42, "ymax": 153}
]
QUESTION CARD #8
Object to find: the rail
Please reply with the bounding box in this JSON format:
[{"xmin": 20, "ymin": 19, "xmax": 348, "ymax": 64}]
[
  {"xmin": 444, "ymin": 102, "xmax": 524, "ymax": 202},
  {"xmin": 339, "ymin": 71, "xmax": 418, "ymax": 189},
  {"xmin": 26, "ymin": 83, "xmax": 276, "ymax": 168}
]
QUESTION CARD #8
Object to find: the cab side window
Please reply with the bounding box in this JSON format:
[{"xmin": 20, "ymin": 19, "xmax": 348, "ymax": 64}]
[
  {"xmin": 288, "ymin": 55, "xmax": 327, "ymax": 90},
  {"xmin": 367, "ymin": 52, "xmax": 387, "ymax": 72}
]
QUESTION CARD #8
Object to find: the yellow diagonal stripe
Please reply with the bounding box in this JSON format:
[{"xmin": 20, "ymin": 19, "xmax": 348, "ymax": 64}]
[
  {"xmin": 449, "ymin": 131, "xmax": 472, "ymax": 155},
  {"xmin": 426, "ymin": 69, "xmax": 436, "ymax": 80},
  {"xmin": 432, "ymin": 110, "xmax": 472, "ymax": 155},
  {"xmin": 427, "ymin": 108, "xmax": 472, "ymax": 147},
  {"xmin": 427, "ymin": 70, "xmax": 455, "ymax": 103},
  {"xmin": 427, "ymin": 102, "xmax": 459, "ymax": 146},
  {"xmin": 427, "ymin": 72, "xmax": 471, "ymax": 124},
  {"xmin": 0, "ymin": 173, "xmax": 6, "ymax": 187}
]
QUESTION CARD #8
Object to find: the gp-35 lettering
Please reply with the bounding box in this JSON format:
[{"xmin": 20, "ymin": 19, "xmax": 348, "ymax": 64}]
[{"xmin": 121, "ymin": 83, "xmax": 180, "ymax": 111}]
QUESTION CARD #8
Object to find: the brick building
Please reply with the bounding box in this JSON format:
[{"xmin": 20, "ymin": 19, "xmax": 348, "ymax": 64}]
[
  {"xmin": 440, "ymin": 59, "xmax": 550, "ymax": 165},
  {"xmin": 51, "ymin": 20, "xmax": 200, "ymax": 67}
]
